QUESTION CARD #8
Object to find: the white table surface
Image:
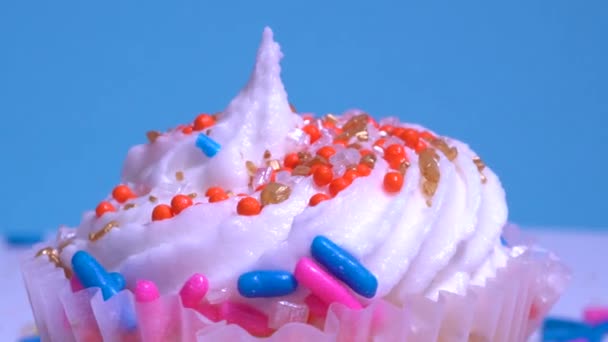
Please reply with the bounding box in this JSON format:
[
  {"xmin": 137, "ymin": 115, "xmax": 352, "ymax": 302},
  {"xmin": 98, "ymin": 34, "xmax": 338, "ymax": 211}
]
[{"xmin": 1, "ymin": 228, "xmax": 606, "ymax": 341}]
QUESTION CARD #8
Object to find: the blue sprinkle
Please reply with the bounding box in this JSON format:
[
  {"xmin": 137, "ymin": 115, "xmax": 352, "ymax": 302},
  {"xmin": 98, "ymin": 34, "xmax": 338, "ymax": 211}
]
[
  {"xmin": 238, "ymin": 270, "xmax": 298, "ymax": 298},
  {"xmin": 542, "ymin": 317, "xmax": 608, "ymax": 341},
  {"xmin": 500, "ymin": 235, "xmax": 508, "ymax": 247},
  {"xmin": 71, "ymin": 251, "xmax": 125, "ymax": 300},
  {"xmin": 196, "ymin": 133, "xmax": 221, "ymax": 157},
  {"xmin": 18, "ymin": 336, "xmax": 41, "ymax": 342},
  {"xmin": 311, "ymin": 235, "xmax": 378, "ymax": 298}
]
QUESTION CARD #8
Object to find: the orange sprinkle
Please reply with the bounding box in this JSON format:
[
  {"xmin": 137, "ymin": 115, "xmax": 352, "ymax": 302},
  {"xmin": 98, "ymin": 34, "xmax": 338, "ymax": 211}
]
[
  {"xmin": 309, "ymin": 193, "xmax": 330, "ymax": 207},
  {"xmin": 171, "ymin": 194, "xmax": 193, "ymax": 214},
  {"xmin": 414, "ymin": 140, "xmax": 428, "ymax": 153},
  {"xmin": 313, "ymin": 165, "xmax": 333, "ymax": 186},
  {"xmin": 303, "ymin": 124, "xmax": 321, "ymax": 144},
  {"xmin": 237, "ymin": 197, "xmax": 262, "ymax": 216},
  {"xmin": 283, "ymin": 153, "xmax": 300, "ymax": 169},
  {"xmin": 329, "ymin": 177, "xmax": 351, "ymax": 197},
  {"xmin": 383, "ymin": 172, "xmax": 404, "ymax": 193},
  {"xmin": 209, "ymin": 192, "xmax": 229, "ymax": 203},
  {"xmin": 420, "ymin": 130, "xmax": 436, "ymax": 141},
  {"xmin": 400, "ymin": 128, "xmax": 419, "ymax": 148},
  {"xmin": 356, "ymin": 163, "xmax": 372, "ymax": 176},
  {"xmin": 152, "ymin": 204, "xmax": 173, "ymax": 221},
  {"xmin": 112, "ymin": 185, "xmax": 135, "ymax": 203},
  {"xmin": 316, "ymin": 146, "xmax": 336, "ymax": 160},
  {"xmin": 182, "ymin": 125, "xmax": 194, "ymax": 135},
  {"xmin": 95, "ymin": 201, "xmax": 116, "ymax": 218},
  {"xmin": 193, "ymin": 114, "xmax": 215, "ymax": 131},
  {"xmin": 205, "ymin": 186, "xmax": 225, "ymax": 198},
  {"xmin": 343, "ymin": 169, "xmax": 359, "ymax": 182}
]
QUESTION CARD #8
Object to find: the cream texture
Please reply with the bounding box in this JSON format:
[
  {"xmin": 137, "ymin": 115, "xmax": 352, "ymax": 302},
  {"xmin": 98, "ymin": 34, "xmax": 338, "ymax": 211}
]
[{"xmin": 58, "ymin": 27, "xmax": 509, "ymax": 304}]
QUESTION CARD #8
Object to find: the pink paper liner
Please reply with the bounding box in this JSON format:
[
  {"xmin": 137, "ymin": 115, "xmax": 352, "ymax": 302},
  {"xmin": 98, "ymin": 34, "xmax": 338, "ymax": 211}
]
[{"xmin": 22, "ymin": 228, "xmax": 569, "ymax": 341}]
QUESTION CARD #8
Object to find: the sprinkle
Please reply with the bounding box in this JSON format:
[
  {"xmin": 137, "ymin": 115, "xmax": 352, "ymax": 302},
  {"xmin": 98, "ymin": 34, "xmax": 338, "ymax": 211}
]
[
  {"xmin": 313, "ymin": 165, "xmax": 333, "ymax": 186},
  {"xmin": 146, "ymin": 131, "xmax": 161, "ymax": 143},
  {"xmin": 292, "ymin": 165, "xmax": 312, "ymax": 176},
  {"xmin": 340, "ymin": 114, "xmax": 369, "ymax": 138},
  {"xmin": 360, "ymin": 153, "xmax": 377, "ymax": 168},
  {"xmin": 329, "ymin": 177, "xmax": 351, "ymax": 197},
  {"xmin": 316, "ymin": 146, "xmax": 336, "ymax": 160},
  {"xmin": 430, "ymin": 138, "xmax": 458, "ymax": 161},
  {"xmin": 112, "ymin": 185, "xmax": 136, "ymax": 203},
  {"xmin": 195, "ymin": 133, "xmax": 221, "ymax": 157},
  {"xmin": 267, "ymin": 159, "xmax": 281, "ymax": 171},
  {"xmin": 294, "ymin": 257, "xmax": 362, "ymax": 310},
  {"xmin": 398, "ymin": 160, "xmax": 410, "ymax": 175},
  {"xmin": 71, "ymin": 251, "xmax": 125, "ymax": 300},
  {"xmin": 237, "ymin": 197, "xmax": 262, "ymax": 215},
  {"xmin": 355, "ymin": 131, "xmax": 369, "ymax": 141},
  {"xmin": 89, "ymin": 220, "xmax": 119, "ymax": 241},
  {"xmin": 171, "ymin": 194, "xmax": 193, "ymax": 215},
  {"xmin": 297, "ymin": 151, "xmax": 313, "ymax": 164},
  {"xmin": 263, "ymin": 150, "xmax": 272, "ymax": 159},
  {"xmin": 123, "ymin": 203, "xmax": 136, "ymax": 210},
  {"xmin": 325, "ymin": 113, "xmax": 338, "ymax": 123},
  {"xmin": 193, "ymin": 114, "xmax": 215, "ymax": 131},
  {"xmin": 384, "ymin": 172, "xmax": 404, "ymax": 193},
  {"xmin": 302, "ymin": 124, "xmax": 321, "ymax": 143},
  {"xmin": 260, "ymin": 182, "xmax": 291, "ymax": 206},
  {"xmin": 311, "ymin": 236, "xmax": 378, "ymax": 298},
  {"xmin": 309, "ymin": 193, "xmax": 330, "ymax": 207},
  {"xmin": 36, "ymin": 247, "xmax": 72, "ymax": 278},
  {"xmin": 95, "ymin": 201, "xmax": 116, "ymax": 218},
  {"xmin": 179, "ymin": 273, "xmax": 209, "ymax": 308},
  {"xmin": 175, "ymin": 171, "xmax": 184, "ymax": 181},
  {"xmin": 205, "ymin": 186, "xmax": 225, "ymax": 197},
  {"xmin": 237, "ymin": 270, "xmax": 298, "ymax": 298},
  {"xmin": 209, "ymin": 192, "xmax": 229, "ymax": 202},
  {"xmin": 134, "ymin": 280, "xmax": 160, "ymax": 303},
  {"xmin": 148, "ymin": 195, "xmax": 158, "ymax": 203},
  {"xmin": 188, "ymin": 193, "xmax": 197, "ymax": 199},
  {"xmin": 218, "ymin": 302, "xmax": 272, "ymax": 337},
  {"xmin": 283, "ymin": 153, "xmax": 300, "ymax": 169},
  {"xmin": 152, "ymin": 204, "xmax": 173, "ymax": 221},
  {"xmin": 289, "ymin": 103, "xmax": 297, "ymax": 113},
  {"xmin": 245, "ymin": 161, "xmax": 258, "ymax": 177}
]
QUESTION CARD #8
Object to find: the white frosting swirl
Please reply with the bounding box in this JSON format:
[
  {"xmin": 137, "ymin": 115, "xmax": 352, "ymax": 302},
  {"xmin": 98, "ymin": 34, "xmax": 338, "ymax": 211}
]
[{"xmin": 59, "ymin": 27, "xmax": 509, "ymax": 304}]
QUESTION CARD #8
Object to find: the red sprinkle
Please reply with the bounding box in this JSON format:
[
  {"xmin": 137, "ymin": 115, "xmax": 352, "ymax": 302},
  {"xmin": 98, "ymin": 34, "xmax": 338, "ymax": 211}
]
[
  {"xmin": 303, "ymin": 125, "xmax": 321, "ymax": 144},
  {"xmin": 343, "ymin": 169, "xmax": 359, "ymax": 182},
  {"xmin": 181, "ymin": 125, "xmax": 194, "ymax": 135},
  {"xmin": 112, "ymin": 185, "xmax": 136, "ymax": 203},
  {"xmin": 329, "ymin": 177, "xmax": 351, "ymax": 197},
  {"xmin": 171, "ymin": 195, "xmax": 193, "ymax": 215},
  {"xmin": 205, "ymin": 186, "xmax": 225, "ymax": 198},
  {"xmin": 316, "ymin": 146, "xmax": 336, "ymax": 160},
  {"xmin": 383, "ymin": 172, "xmax": 404, "ymax": 193},
  {"xmin": 420, "ymin": 130, "xmax": 436, "ymax": 141},
  {"xmin": 95, "ymin": 201, "xmax": 116, "ymax": 218},
  {"xmin": 356, "ymin": 164, "xmax": 372, "ymax": 176},
  {"xmin": 400, "ymin": 128, "xmax": 419, "ymax": 148},
  {"xmin": 237, "ymin": 197, "xmax": 262, "ymax": 216},
  {"xmin": 313, "ymin": 165, "xmax": 333, "ymax": 186},
  {"xmin": 152, "ymin": 204, "xmax": 174, "ymax": 221},
  {"xmin": 283, "ymin": 153, "xmax": 300, "ymax": 169},
  {"xmin": 209, "ymin": 192, "xmax": 229, "ymax": 203},
  {"xmin": 414, "ymin": 140, "xmax": 428, "ymax": 153},
  {"xmin": 309, "ymin": 193, "xmax": 330, "ymax": 207},
  {"xmin": 193, "ymin": 114, "xmax": 215, "ymax": 131}
]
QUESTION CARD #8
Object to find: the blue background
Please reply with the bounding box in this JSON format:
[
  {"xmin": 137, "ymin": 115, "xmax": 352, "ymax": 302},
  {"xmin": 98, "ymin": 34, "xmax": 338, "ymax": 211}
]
[{"xmin": 0, "ymin": 1, "xmax": 606, "ymax": 239}]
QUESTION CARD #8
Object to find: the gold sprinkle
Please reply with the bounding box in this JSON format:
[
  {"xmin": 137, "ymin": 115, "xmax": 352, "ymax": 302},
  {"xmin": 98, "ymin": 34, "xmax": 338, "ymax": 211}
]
[
  {"xmin": 175, "ymin": 171, "xmax": 184, "ymax": 181},
  {"xmin": 226, "ymin": 191, "xmax": 235, "ymax": 197},
  {"xmin": 289, "ymin": 103, "xmax": 297, "ymax": 113},
  {"xmin": 260, "ymin": 182, "xmax": 292, "ymax": 206},
  {"xmin": 422, "ymin": 180, "xmax": 438, "ymax": 197},
  {"xmin": 246, "ymin": 161, "xmax": 257, "ymax": 176},
  {"xmin": 89, "ymin": 221, "xmax": 119, "ymax": 242},
  {"xmin": 431, "ymin": 139, "xmax": 458, "ymax": 161},
  {"xmin": 146, "ymin": 131, "xmax": 161, "ymax": 143},
  {"xmin": 267, "ymin": 159, "xmax": 281, "ymax": 171},
  {"xmin": 341, "ymin": 114, "xmax": 369, "ymax": 138},
  {"xmin": 355, "ymin": 131, "xmax": 369, "ymax": 142},
  {"xmin": 149, "ymin": 195, "xmax": 158, "ymax": 203},
  {"xmin": 325, "ymin": 113, "xmax": 338, "ymax": 123},
  {"xmin": 188, "ymin": 193, "xmax": 198, "ymax": 199},
  {"xmin": 264, "ymin": 150, "xmax": 272, "ymax": 159},
  {"xmin": 360, "ymin": 153, "xmax": 377, "ymax": 168},
  {"xmin": 35, "ymin": 247, "xmax": 71, "ymax": 278},
  {"xmin": 123, "ymin": 203, "xmax": 136, "ymax": 210},
  {"xmin": 426, "ymin": 199, "xmax": 433, "ymax": 207},
  {"xmin": 305, "ymin": 156, "xmax": 330, "ymax": 167},
  {"xmin": 473, "ymin": 156, "xmax": 487, "ymax": 183},
  {"xmin": 297, "ymin": 151, "xmax": 313, "ymax": 164},
  {"xmin": 36, "ymin": 247, "xmax": 56, "ymax": 258},
  {"xmin": 419, "ymin": 149, "xmax": 440, "ymax": 183},
  {"xmin": 480, "ymin": 173, "xmax": 488, "ymax": 184},
  {"xmin": 398, "ymin": 160, "xmax": 410, "ymax": 175},
  {"xmin": 292, "ymin": 165, "xmax": 312, "ymax": 176}
]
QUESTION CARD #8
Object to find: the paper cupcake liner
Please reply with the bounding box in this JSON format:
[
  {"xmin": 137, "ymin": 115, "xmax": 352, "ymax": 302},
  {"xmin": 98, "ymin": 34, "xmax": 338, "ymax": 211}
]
[{"xmin": 22, "ymin": 227, "xmax": 569, "ymax": 342}]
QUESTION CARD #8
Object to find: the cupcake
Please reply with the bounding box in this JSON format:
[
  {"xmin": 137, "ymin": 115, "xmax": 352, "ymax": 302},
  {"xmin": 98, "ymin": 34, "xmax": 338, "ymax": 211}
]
[{"xmin": 22, "ymin": 27, "xmax": 568, "ymax": 341}]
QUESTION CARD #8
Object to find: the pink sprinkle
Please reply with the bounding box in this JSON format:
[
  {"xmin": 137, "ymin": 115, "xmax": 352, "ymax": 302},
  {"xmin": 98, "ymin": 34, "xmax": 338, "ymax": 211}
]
[
  {"xmin": 179, "ymin": 273, "xmax": 209, "ymax": 308},
  {"xmin": 583, "ymin": 306, "xmax": 608, "ymax": 325},
  {"xmin": 134, "ymin": 280, "xmax": 160, "ymax": 303},
  {"xmin": 219, "ymin": 302, "xmax": 272, "ymax": 336},
  {"xmin": 294, "ymin": 257, "xmax": 362, "ymax": 310},
  {"xmin": 305, "ymin": 294, "xmax": 329, "ymax": 318},
  {"xmin": 70, "ymin": 276, "xmax": 84, "ymax": 292}
]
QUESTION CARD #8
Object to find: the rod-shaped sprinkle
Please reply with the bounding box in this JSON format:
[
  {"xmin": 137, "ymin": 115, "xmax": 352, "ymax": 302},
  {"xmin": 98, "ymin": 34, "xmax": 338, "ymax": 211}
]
[
  {"xmin": 237, "ymin": 270, "xmax": 297, "ymax": 298},
  {"xmin": 311, "ymin": 235, "xmax": 378, "ymax": 298},
  {"xmin": 294, "ymin": 257, "xmax": 362, "ymax": 310},
  {"xmin": 196, "ymin": 133, "xmax": 221, "ymax": 157},
  {"xmin": 71, "ymin": 251, "xmax": 125, "ymax": 300},
  {"xmin": 179, "ymin": 273, "xmax": 209, "ymax": 308},
  {"xmin": 134, "ymin": 280, "xmax": 160, "ymax": 303}
]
